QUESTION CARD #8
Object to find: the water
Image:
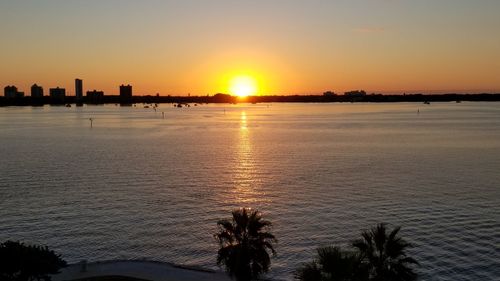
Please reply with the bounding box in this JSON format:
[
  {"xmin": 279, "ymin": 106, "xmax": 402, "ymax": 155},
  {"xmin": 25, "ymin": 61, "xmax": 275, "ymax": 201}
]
[{"xmin": 0, "ymin": 103, "xmax": 499, "ymax": 281}]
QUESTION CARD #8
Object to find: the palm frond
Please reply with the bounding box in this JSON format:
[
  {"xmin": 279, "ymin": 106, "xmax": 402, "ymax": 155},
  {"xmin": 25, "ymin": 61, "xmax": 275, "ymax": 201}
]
[{"xmin": 215, "ymin": 208, "xmax": 276, "ymax": 281}]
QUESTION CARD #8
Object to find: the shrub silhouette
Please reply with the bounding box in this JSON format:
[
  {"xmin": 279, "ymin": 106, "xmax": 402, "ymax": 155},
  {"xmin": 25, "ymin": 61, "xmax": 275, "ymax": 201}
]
[{"xmin": 0, "ymin": 240, "xmax": 67, "ymax": 281}]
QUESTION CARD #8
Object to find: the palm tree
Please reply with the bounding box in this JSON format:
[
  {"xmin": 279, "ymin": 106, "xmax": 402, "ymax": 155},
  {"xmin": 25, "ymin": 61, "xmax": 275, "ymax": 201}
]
[
  {"xmin": 215, "ymin": 208, "xmax": 277, "ymax": 281},
  {"xmin": 352, "ymin": 223, "xmax": 418, "ymax": 281},
  {"xmin": 295, "ymin": 246, "xmax": 368, "ymax": 281}
]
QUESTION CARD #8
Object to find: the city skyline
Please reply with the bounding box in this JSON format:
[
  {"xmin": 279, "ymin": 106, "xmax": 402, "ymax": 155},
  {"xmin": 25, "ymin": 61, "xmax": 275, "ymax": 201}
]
[
  {"xmin": 5, "ymin": 77, "xmax": 499, "ymax": 99},
  {"xmin": 3, "ymin": 81, "xmax": 131, "ymax": 97},
  {"xmin": 1, "ymin": 1, "xmax": 500, "ymax": 95}
]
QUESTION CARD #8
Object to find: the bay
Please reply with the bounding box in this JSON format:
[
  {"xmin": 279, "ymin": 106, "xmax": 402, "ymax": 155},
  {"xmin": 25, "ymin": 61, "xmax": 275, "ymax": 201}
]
[{"xmin": 0, "ymin": 102, "xmax": 499, "ymax": 280}]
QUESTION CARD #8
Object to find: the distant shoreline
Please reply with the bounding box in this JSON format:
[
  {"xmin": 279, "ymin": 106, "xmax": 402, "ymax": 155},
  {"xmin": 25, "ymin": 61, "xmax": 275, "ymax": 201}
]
[{"xmin": 1, "ymin": 93, "xmax": 500, "ymax": 106}]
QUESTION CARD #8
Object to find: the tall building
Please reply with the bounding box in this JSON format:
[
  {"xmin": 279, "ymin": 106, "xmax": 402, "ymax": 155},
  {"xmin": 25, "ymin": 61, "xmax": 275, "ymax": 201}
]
[
  {"xmin": 4, "ymin": 86, "xmax": 18, "ymax": 98},
  {"xmin": 120, "ymin": 84, "xmax": 132, "ymax": 98},
  {"xmin": 119, "ymin": 84, "xmax": 133, "ymax": 103},
  {"xmin": 31, "ymin": 84, "xmax": 44, "ymax": 98},
  {"xmin": 75, "ymin": 79, "xmax": 83, "ymax": 101},
  {"xmin": 4, "ymin": 86, "xmax": 24, "ymax": 98}
]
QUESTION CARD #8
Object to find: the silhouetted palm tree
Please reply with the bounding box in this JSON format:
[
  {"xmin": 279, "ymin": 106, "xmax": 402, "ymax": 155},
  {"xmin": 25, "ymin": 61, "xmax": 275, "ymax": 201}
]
[
  {"xmin": 215, "ymin": 208, "xmax": 277, "ymax": 281},
  {"xmin": 295, "ymin": 246, "xmax": 368, "ymax": 281},
  {"xmin": 352, "ymin": 223, "xmax": 418, "ymax": 281}
]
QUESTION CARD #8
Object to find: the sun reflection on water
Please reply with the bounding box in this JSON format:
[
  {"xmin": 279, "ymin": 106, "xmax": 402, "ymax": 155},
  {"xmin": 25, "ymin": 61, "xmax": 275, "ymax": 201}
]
[
  {"xmin": 232, "ymin": 111, "xmax": 261, "ymax": 205},
  {"xmin": 240, "ymin": 111, "xmax": 247, "ymax": 130}
]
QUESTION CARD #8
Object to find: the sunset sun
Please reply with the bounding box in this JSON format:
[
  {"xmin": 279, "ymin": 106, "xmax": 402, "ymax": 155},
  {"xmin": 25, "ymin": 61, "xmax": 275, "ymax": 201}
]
[{"xmin": 229, "ymin": 75, "xmax": 257, "ymax": 97}]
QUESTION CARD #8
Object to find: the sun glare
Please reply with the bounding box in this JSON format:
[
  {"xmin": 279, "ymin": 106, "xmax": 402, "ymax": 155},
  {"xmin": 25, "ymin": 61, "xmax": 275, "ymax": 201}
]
[{"xmin": 229, "ymin": 76, "xmax": 257, "ymax": 97}]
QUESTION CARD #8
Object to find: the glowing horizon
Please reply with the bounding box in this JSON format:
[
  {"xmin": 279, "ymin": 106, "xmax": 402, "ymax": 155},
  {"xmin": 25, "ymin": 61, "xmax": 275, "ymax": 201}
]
[{"xmin": 1, "ymin": 1, "xmax": 500, "ymax": 96}]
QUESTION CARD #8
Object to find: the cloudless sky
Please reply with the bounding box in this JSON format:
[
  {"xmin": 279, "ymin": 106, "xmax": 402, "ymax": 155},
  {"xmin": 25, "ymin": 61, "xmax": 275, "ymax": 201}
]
[{"xmin": 1, "ymin": 0, "xmax": 499, "ymax": 95}]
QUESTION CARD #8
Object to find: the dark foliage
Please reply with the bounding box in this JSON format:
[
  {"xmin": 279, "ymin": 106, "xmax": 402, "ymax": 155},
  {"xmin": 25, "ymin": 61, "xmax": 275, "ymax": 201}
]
[
  {"xmin": 296, "ymin": 224, "xmax": 418, "ymax": 281},
  {"xmin": 353, "ymin": 224, "xmax": 418, "ymax": 281},
  {"xmin": 0, "ymin": 240, "xmax": 67, "ymax": 281},
  {"xmin": 215, "ymin": 208, "xmax": 277, "ymax": 281},
  {"xmin": 295, "ymin": 246, "xmax": 368, "ymax": 281}
]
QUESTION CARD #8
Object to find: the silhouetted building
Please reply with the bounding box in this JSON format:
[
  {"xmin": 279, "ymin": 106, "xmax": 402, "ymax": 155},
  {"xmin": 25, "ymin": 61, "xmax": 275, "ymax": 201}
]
[
  {"xmin": 75, "ymin": 79, "xmax": 83, "ymax": 101},
  {"xmin": 31, "ymin": 84, "xmax": 44, "ymax": 98},
  {"xmin": 4, "ymin": 86, "xmax": 17, "ymax": 98},
  {"xmin": 86, "ymin": 90, "xmax": 104, "ymax": 98},
  {"xmin": 49, "ymin": 87, "xmax": 66, "ymax": 103},
  {"xmin": 120, "ymin": 84, "xmax": 132, "ymax": 98},
  {"xmin": 86, "ymin": 90, "xmax": 104, "ymax": 104},
  {"xmin": 120, "ymin": 84, "xmax": 133, "ymax": 103},
  {"xmin": 323, "ymin": 91, "xmax": 336, "ymax": 96},
  {"xmin": 4, "ymin": 86, "xmax": 24, "ymax": 98}
]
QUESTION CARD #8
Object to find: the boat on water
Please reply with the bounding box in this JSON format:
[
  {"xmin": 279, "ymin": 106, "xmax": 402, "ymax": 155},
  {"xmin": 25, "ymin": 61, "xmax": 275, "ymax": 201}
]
[{"xmin": 424, "ymin": 101, "xmax": 431, "ymax": 105}]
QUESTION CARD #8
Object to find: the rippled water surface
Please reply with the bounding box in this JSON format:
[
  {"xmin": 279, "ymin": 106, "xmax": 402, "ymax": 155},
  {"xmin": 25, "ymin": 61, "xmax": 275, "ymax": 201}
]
[{"xmin": 1, "ymin": 103, "xmax": 499, "ymax": 280}]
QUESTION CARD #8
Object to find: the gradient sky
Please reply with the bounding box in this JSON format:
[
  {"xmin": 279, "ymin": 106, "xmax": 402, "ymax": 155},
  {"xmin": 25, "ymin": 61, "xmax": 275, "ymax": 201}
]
[{"xmin": 1, "ymin": 0, "xmax": 500, "ymax": 95}]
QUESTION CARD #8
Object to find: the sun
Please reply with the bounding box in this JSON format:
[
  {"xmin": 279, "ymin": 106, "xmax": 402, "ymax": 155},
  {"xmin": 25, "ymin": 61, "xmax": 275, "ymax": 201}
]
[{"xmin": 229, "ymin": 75, "xmax": 257, "ymax": 97}]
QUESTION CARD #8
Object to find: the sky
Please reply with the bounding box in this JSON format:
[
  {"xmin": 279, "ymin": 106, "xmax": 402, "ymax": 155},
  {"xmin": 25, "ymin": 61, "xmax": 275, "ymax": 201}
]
[{"xmin": 1, "ymin": 0, "xmax": 500, "ymax": 96}]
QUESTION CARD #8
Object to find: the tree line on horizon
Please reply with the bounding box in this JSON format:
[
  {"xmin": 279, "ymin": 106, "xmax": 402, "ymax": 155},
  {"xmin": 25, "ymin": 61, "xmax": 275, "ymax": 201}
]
[
  {"xmin": 2, "ymin": 91, "xmax": 500, "ymax": 106},
  {"xmin": 0, "ymin": 208, "xmax": 418, "ymax": 281}
]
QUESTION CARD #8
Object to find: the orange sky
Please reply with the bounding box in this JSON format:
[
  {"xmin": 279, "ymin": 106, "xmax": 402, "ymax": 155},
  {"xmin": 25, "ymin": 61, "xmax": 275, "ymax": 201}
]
[{"xmin": 1, "ymin": 1, "xmax": 500, "ymax": 95}]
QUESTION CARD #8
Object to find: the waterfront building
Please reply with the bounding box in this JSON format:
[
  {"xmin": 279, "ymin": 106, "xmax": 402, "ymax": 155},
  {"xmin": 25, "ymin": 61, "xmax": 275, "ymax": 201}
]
[
  {"xmin": 86, "ymin": 90, "xmax": 104, "ymax": 104},
  {"xmin": 120, "ymin": 84, "xmax": 132, "ymax": 98},
  {"xmin": 4, "ymin": 86, "xmax": 18, "ymax": 98},
  {"xmin": 49, "ymin": 87, "xmax": 66, "ymax": 100},
  {"xmin": 31, "ymin": 84, "xmax": 44, "ymax": 98},
  {"xmin": 4, "ymin": 86, "xmax": 24, "ymax": 98},
  {"xmin": 75, "ymin": 79, "xmax": 83, "ymax": 101},
  {"xmin": 120, "ymin": 84, "xmax": 133, "ymax": 103}
]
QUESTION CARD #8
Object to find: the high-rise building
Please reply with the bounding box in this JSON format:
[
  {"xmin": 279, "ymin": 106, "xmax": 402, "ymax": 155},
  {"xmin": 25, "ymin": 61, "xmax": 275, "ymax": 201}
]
[
  {"xmin": 4, "ymin": 86, "xmax": 24, "ymax": 98},
  {"xmin": 4, "ymin": 86, "xmax": 18, "ymax": 98},
  {"xmin": 119, "ymin": 84, "xmax": 133, "ymax": 103},
  {"xmin": 120, "ymin": 84, "xmax": 132, "ymax": 98},
  {"xmin": 75, "ymin": 79, "xmax": 83, "ymax": 101},
  {"xmin": 31, "ymin": 84, "xmax": 44, "ymax": 98}
]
